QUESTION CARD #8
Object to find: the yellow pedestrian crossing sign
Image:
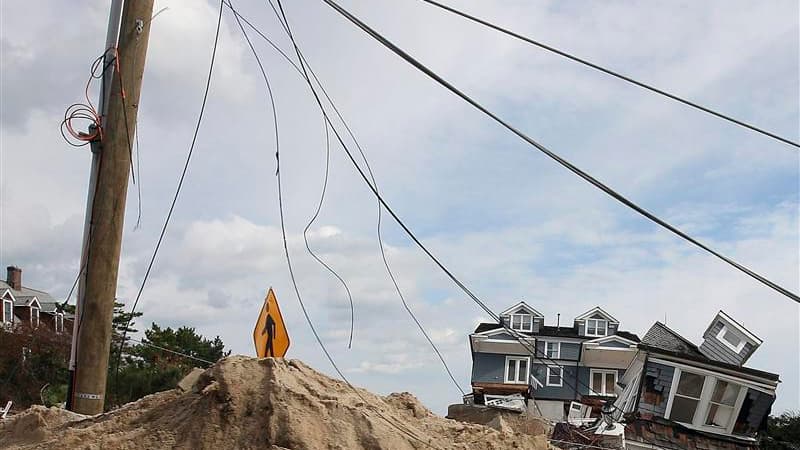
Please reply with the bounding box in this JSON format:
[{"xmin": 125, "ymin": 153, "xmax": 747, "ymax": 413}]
[{"xmin": 253, "ymin": 288, "xmax": 290, "ymax": 358}]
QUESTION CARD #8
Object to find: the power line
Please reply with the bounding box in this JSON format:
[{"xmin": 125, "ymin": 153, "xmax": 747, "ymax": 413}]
[
  {"xmin": 232, "ymin": 3, "xmax": 439, "ymax": 447},
  {"xmin": 302, "ymin": 118, "xmax": 356, "ymax": 349},
  {"xmin": 319, "ymin": 0, "xmax": 800, "ymax": 305},
  {"xmin": 113, "ymin": 0, "xmax": 225, "ymax": 389},
  {"xmin": 127, "ymin": 337, "xmax": 215, "ymax": 366},
  {"xmin": 419, "ymin": 0, "xmax": 800, "ymax": 149}
]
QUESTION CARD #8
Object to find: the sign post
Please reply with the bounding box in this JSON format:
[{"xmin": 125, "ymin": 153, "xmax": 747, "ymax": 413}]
[{"xmin": 253, "ymin": 288, "xmax": 290, "ymax": 358}]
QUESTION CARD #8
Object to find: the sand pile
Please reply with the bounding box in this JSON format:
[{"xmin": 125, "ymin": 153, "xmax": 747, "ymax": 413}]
[{"xmin": 0, "ymin": 356, "xmax": 549, "ymax": 449}]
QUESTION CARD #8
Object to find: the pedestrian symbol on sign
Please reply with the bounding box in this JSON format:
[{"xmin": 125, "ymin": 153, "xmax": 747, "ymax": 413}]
[{"xmin": 253, "ymin": 288, "xmax": 289, "ymax": 358}]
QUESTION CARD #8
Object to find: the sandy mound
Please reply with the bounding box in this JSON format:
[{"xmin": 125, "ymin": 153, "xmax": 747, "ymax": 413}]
[{"xmin": 0, "ymin": 356, "xmax": 549, "ymax": 449}]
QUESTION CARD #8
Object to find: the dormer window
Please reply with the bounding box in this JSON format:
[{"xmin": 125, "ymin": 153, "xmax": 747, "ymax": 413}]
[
  {"xmin": 716, "ymin": 324, "xmax": 745, "ymax": 353},
  {"xmin": 586, "ymin": 318, "xmax": 608, "ymax": 337},
  {"xmin": 510, "ymin": 314, "xmax": 533, "ymax": 332},
  {"xmin": 55, "ymin": 313, "xmax": 64, "ymax": 333},
  {"xmin": 2, "ymin": 299, "xmax": 12, "ymax": 324},
  {"xmin": 31, "ymin": 307, "xmax": 39, "ymax": 328}
]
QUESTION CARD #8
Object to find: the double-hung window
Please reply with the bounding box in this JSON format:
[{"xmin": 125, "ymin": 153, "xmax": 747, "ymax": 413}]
[
  {"xmin": 590, "ymin": 369, "xmax": 618, "ymax": 396},
  {"xmin": 546, "ymin": 366, "xmax": 563, "ymax": 387},
  {"xmin": 510, "ymin": 314, "xmax": 533, "ymax": 332},
  {"xmin": 667, "ymin": 368, "xmax": 744, "ymax": 433},
  {"xmin": 31, "ymin": 307, "xmax": 39, "ymax": 328},
  {"xmin": 586, "ymin": 319, "xmax": 608, "ymax": 336},
  {"xmin": 545, "ymin": 341, "xmax": 560, "ymax": 359},
  {"xmin": 505, "ymin": 356, "xmax": 529, "ymax": 384},
  {"xmin": 55, "ymin": 314, "xmax": 64, "ymax": 333}
]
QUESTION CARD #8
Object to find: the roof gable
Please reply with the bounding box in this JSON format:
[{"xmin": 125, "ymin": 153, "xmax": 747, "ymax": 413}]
[
  {"xmin": 14, "ymin": 295, "xmax": 41, "ymax": 308},
  {"xmin": 703, "ymin": 310, "xmax": 762, "ymax": 345},
  {"xmin": 1, "ymin": 288, "xmax": 15, "ymax": 302},
  {"xmin": 499, "ymin": 301, "xmax": 543, "ymax": 317},
  {"xmin": 641, "ymin": 322, "xmax": 704, "ymax": 358},
  {"xmin": 574, "ymin": 306, "xmax": 619, "ymax": 323}
]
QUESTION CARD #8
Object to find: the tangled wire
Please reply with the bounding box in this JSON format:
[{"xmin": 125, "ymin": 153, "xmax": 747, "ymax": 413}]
[{"xmin": 60, "ymin": 48, "xmax": 120, "ymax": 147}]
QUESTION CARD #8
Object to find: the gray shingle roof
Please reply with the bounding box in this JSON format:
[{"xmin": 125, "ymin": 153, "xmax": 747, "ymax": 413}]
[
  {"xmin": 0, "ymin": 279, "xmax": 57, "ymax": 304},
  {"xmin": 641, "ymin": 322, "xmax": 705, "ymax": 358}
]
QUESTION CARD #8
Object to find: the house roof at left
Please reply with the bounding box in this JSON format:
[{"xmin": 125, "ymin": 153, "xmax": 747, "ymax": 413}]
[{"xmin": 0, "ymin": 280, "xmax": 61, "ymax": 312}]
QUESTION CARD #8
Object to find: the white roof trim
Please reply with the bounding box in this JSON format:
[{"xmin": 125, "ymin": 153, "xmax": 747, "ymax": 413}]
[
  {"xmin": 499, "ymin": 301, "xmax": 543, "ymax": 317},
  {"xmin": 705, "ymin": 310, "xmax": 762, "ymax": 345},
  {"xmin": 25, "ymin": 296, "xmax": 41, "ymax": 308},
  {"xmin": 584, "ymin": 334, "xmax": 638, "ymax": 346},
  {"xmin": 0, "ymin": 289, "xmax": 16, "ymax": 302},
  {"xmin": 574, "ymin": 306, "xmax": 619, "ymax": 324}
]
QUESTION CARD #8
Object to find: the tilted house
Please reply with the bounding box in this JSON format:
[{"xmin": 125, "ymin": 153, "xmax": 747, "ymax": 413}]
[
  {"xmin": 1, "ymin": 266, "xmax": 71, "ymax": 333},
  {"xmin": 469, "ymin": 302, "xmax": 640, "ymax": 421},
  {"xmin": 613, "ymin": 313, "xmax": 778, "ymax": 450}
]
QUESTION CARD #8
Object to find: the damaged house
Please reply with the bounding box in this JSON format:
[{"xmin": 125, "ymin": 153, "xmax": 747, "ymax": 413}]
[
  {"xmin": 614, "ymin": 312, "xmax": 779, "ymax": 449},
  {"xmin": 468, "ymin": 302, "xmax": 640, "ymax": 421}
]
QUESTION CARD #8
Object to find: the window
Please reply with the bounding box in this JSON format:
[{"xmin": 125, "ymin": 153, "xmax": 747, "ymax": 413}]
[
  {"xmin": 546, "ymin": 366, "xmax": 563, "ymax": 387},
  {"xmin": 704, "ymin": 380, "xmax": 739, "ymax": 429},
  {"xmin": 55, "ymin": 314, "xmax": 64, "ymax": 333},
  {"xmin": 31, "ymin": 307, "xmax": 39, "ymax": 328},
  {"xmin": 504, "ymin": 356, "xmax": 529, "ymax": 384},
  {"xmin": 590, "ymin": 369, "xmax": 618, "ymax": 396},
  {"xmin": 545, "ymin": 342, "xmax": 560, "ymax": 359},
  {"xmin": 666, "ymin": 368, "xmax": 744, "ymax": 434},
  {"xmin": 586, "ymin": 318, "xmax": 608, "ymax": 337},
  {"xmin": 2, "ymin": 300, "xmax": 12, "ymax": 324},
  {"xmin": 716, "ymin": 324, "xmax": 745, "ymax": 353},
  {"xmin": 670, "ymin": 370, "xmax": 705, "ymax": 423},
  {"xmin": 510, "ymin": 314, "xmax": 533, "ymax": 332}
]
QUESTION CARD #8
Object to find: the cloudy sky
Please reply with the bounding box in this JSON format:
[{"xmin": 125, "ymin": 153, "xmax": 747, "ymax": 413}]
[{"xmin": 1, "ymin": 0, "xmax": 798, "ymax": 415}]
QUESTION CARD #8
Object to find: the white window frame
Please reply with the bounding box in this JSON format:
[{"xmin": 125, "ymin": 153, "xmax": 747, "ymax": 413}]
[
  {"xmin": 509, "ymin": 313, "xmax": 533, "ymax": 332},
  {"xmin": 504, "ymin": 356, "xmax": 530, "ymax": 384},
  {"xmin": 546, "ymin": 366, "xmax": 563, "ymax": 387},
  {"xmin": 716, "ymin": 324, "xmax": 746, "ymax": 353},
  {"xmin": 589, "ymin": 369, "xmax": 618, "ymax": 396},
  {"xmin": 585, "ymin": 318, "xmax": 608, "ymax": 337},
  {"xmin": 545, "ymin": 341, "xmax": 561, "ymax": 359},
  {"xmin": 664, "ymin": 367, "xmax": 748, "ymax": 435},
  {"xmin": 2, "ymin": 299, "xmax": 12, "ymax": 324},
  {"xmin": 55, "ymin": 313, "xmax": 64, "ymax": 333},
  {"xmin": 30, "ymin": 307, "xmax": 39, "ymax": 328}
]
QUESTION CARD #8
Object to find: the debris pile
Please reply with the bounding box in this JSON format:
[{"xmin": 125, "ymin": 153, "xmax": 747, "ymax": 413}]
[{"xmin": 0, "ymin": 356, "xmax": 550, "ymax": 449}]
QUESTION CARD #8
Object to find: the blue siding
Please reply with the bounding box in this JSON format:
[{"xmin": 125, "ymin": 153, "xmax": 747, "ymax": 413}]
[
  {"xmin": 637, "ymin": 362, "xmax": 674, "ymax": 416},
  {"xmin": 471, "ymin": 353, "xmax": 508, "ymax": 383},
  {"xmin": 699, "ymin": 320, "xmax": 753, "ymax": 366},
  {"xmin": 532, "ymin": 364, "xmax": 579, "ymax": 400}
]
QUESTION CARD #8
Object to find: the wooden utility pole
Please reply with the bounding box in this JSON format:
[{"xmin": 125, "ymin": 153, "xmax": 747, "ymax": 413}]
[{"xmin": 69, "ymin": 0, "xmax": 154, "ymax": 415}]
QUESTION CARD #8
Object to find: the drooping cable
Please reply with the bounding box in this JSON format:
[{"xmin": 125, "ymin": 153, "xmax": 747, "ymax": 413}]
[
  {"xmin": 319, "ymin": 0, "xmax": 800, "ymax": 304},
  {"xmin": 265, "ymin": 0, "xmax": 466, "ymax": 395},
  {"xmin": 419, "ymin": 0, "xmax": 799, "ymax": 149},
  {"xmin": 113, "ymin": 0, "xmax": 225, "ymax": 389},
  {"xmin": 231, "ymin": 3, "xmax": 439, "ymax": 446},
  {"xmin": 302, "ymin": 119, "xmax": 355, "ymax": 349}
]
